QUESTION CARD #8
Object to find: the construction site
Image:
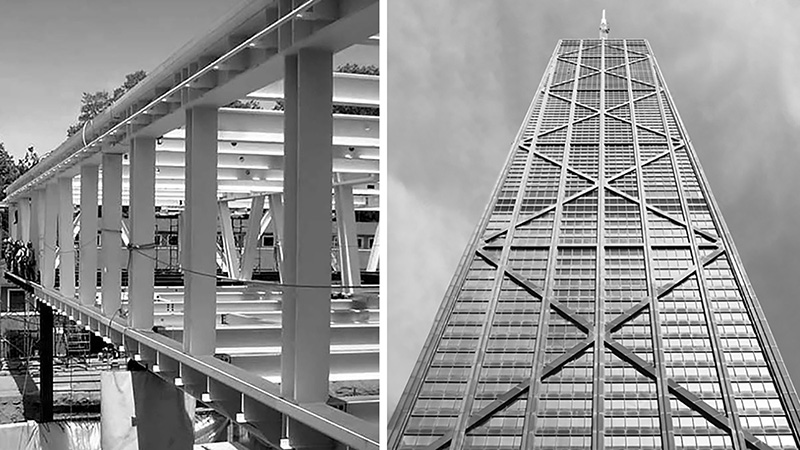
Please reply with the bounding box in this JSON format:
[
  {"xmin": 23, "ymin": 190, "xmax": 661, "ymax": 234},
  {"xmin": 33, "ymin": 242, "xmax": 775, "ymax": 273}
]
[{"xmin": 0, "ymin": 0, "xmax": 379, "ymax": 448}]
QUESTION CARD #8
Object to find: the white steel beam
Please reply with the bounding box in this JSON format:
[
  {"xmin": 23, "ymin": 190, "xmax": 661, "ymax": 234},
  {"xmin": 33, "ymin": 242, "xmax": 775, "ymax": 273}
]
[
  {"xmin": 247, "ymin": 73, "xmax": 379, "ymax": 107},
  {"xmin": 268, "ymin": 193, "xmax": 284, "ymax": 279},
  {"xmin": 366, "ymin": 220, "xmax": 379, "ymax": 272},
  {"xmin": 239, "ymin": 195, "xmax": 265, "ymax": 280},
  {"xmin": 43, "ymin": 183, "xmax": 59, "ymax": 289},
  {"xmin": 58, "ymin": 177, "xmax": 75, "ymax": 298},
  {"xmin": 18, "ymin": 197, "xmax": 30, "ymax": 243},
  {"xmin": 281, "ymin": 54, "xmax": 299, "ymax": 401},
  {"xmin": 283, "ymin": 49, "xmax": 333, "ymax": 404},
  {"xmin": 33, "ymin": 189, "xmax": 45, "ymax": 277},
  {"xmin": 129, "ymin": 136, "xmax": 157, "ymax": 329},
  {"xmin": 79, "ymin": 165, "xmax": 99, "ymax": 307},
  {"xmin": 9, "ymin": 204, "xmax": 18, "ymax": 241},
  {"xmin": 334, "ymin": 174, "xmax": 361, "ymax": 292},
  {"xmin": 101, "ymin": 153, "xmax": 123, "ymax": 316},
  {"xmin": 120, "ymin": 219, "xmax": 130, "ymax": 247},
  {"xmin": 218, "ymin": 201, "xmax": 241, "ymax": 279},
  {"xmin": 183, "ymin": 106, "xmax": 218, "ymax": 355}
]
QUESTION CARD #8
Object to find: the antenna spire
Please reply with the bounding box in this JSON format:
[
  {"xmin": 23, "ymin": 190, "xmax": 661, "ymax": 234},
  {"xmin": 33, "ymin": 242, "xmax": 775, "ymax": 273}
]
[{"xmin": 599, "ymin": 9, "xmax": 610, "ymax": 39}]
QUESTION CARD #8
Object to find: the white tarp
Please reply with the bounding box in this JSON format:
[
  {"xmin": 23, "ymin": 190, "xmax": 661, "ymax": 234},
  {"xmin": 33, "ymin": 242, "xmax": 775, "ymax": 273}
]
[{"xmin": 0, "ymin": 420, "xmax": 100, "ymax": 450}]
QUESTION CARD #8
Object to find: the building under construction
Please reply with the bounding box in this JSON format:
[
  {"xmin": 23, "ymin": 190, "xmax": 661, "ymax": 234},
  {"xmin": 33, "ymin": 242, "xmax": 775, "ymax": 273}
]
[{"xmin": 0, "ymin": 0, "xmax": 379, "ymax": 448}]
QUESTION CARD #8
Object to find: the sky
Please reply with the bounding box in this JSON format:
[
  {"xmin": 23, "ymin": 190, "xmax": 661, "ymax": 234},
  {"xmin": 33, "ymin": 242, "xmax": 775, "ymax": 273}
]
[
  {"xmin": 387, "ymin": 0, "xmax": 800, "ymax": 420},
  {"xmin": 0, "ymin": 0, "xmax": 245, "ymax": 159}
]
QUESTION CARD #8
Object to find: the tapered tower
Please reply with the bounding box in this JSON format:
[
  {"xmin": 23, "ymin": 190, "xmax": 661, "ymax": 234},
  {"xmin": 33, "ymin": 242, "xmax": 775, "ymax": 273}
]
[{"xmin": 389, "ymin": 37, "xmax": 800, "ymax": 450}]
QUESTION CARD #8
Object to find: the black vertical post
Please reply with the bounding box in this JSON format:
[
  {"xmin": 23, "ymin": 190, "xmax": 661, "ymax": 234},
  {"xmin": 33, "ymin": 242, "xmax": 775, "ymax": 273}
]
[{"xmin": 39, "ymin": 300, "xmax": 53, "ymax": 422}]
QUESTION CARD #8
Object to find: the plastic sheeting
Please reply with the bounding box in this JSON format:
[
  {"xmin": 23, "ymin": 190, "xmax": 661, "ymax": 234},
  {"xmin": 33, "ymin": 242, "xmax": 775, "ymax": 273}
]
[
  {"xmin": 0, "ymin": 420, "xmax": 100, "ymax": 450},
  {"xmin": 194, "ymin": 410, "xmax": 229, "ymax": 444}
]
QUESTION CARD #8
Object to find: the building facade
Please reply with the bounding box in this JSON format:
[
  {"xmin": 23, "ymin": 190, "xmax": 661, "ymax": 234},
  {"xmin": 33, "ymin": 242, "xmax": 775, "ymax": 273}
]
[{"xmin": 390, "ymin": 38, "xmax": 800, "ymax": 450}]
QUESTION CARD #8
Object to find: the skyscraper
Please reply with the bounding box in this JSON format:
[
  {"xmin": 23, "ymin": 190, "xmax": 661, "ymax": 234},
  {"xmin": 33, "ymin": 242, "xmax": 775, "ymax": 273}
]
[{"xmin": 389, "ymin": 36, "xmax": 800, "ymax": 450}]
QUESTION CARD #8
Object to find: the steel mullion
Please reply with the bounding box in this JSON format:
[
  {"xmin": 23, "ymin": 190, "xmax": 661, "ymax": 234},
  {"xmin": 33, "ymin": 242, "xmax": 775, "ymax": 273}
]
[
  {"xmin": 591, "ymin": 38, "xmax": 608, "ymax": 450},
  {"xmin": 646, "ymin": 46, "xmax": 747, "ymax": 450},
  {"xmin": 623, "ymin": 39, "xmax": 674, "ymax": 449},
  {"xmin": 520, "ymin": 39, "xmax": 586, "ymax": 448}
]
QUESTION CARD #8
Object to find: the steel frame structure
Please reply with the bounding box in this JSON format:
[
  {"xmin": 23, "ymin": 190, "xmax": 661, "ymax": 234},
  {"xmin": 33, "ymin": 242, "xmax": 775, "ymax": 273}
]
[
  {"xmin": 2, "ymin": 0, "xmax": 379, "ymax": 448},
  {"xmin": 390, "ymin": 38, "xmax": 800, "ymax": 450}
]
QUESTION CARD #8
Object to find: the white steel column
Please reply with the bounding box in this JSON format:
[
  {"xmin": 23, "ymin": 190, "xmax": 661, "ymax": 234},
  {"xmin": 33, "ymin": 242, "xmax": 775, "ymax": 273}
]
[
  {"xmin": 240, "ymin": 195, "xmax": 265, "ymax": 280},
  {"xmin": 183, "ymin": 107, "xmax": 218, "ymax": 355},
  {"xmin": 129, "ymin": 137, "xmax": 156, "ymax": 329},
  {"xmin": 58, "ymin": 177, "xmax": 76, "ymax": 298},
  {"xmin": 43, "ymin": 183, "xmax": 59, "ymax": 289},
  {"xmin": 34, "ymin": 189, "xmax": 45, "ymax": 277},
  {"xmin": 79, "ymin": 165, "xmax": 99, "ymax": 307},
  {"xmin": 19, "ymin": 197, "xmax": 31, "ymax": 243},
  {"xmin": 101, "ymin": 153, "xmax": 123, "ymax": 316},
  {"xmin": 9, "ymin": 204, "xmax": 18, "ymax": 240},
  {"xmin": 334, "ymin": 174, "xmax": 361, "ymax": 292},
  {"xmin": 283, "ymin": 49, "xmax": 334, "ymax": 404},
  {"xmin": 281, "ymin": 54, "xmax": 299, "ymax": 400}
]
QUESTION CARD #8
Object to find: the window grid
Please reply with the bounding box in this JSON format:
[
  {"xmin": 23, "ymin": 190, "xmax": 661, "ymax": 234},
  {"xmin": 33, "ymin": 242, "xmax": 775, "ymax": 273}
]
[
  {"xmin": 604, "ymin": 194, "xmax": 643, "ymax": 244},
  {"xmin": 512, "ymin": 212, "xmax": 554, "ymax": 247},
  {"xmin": 552, "ymin": 248, "xmax": 596, "ymax": 323},
  {"xmin": 534, "ymin": 353, "xmax": 594, "ymax": 449},
  {"xmin": 604, "ymin": 247, "xmax": 647, "ymax": 315},
  {"xmin": 704, "ymin": 256, "xmax": 800, "ymax": 447},
  {"xmin": 642, "ymin": 157, "xmax": 684, "ymax": 218},
  {"xmin": 633, "ymin": 95, "xmax": 664, "ymax": 133},
  {"xmin": 646, "ymin": 212, "xmax": 689, "ymax": 245},
  {"xmin": 604, "ymin": 144, "xmax": 635, "ymax": 177},
  {"xmin": 552, "ymin": 60, "xmax": 576, "ymax": 86},
  {"xmin": 522, "ymin": 159, "xmax": 560, "ymax": 214},
  {"xmin": 559, "ymin": 192, "xmax": 598, "ymax": 244}
]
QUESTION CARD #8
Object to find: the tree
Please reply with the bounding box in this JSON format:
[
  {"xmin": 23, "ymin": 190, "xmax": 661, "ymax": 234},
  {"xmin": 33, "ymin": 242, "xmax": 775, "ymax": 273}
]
[
  {"xmin": 225, "ymin": 99, "xmax": 263, "ymax": 109},
  {"xmin": 335, "ymin": 63, "xmax": 379, "ymax": 76},
  {"xmin": 112, "ymin": 70, "xmax": 147, "ymax": 102},
  {"xmin": 0, "ymin": 143, "xmax": 21, "ymax": 201},
  {"xmin": 17, "ymin": 146, "xmax": 39, "ymax": 175},
  {"xmin": 0, "ymin": 144, "xmax": 39, "ymax": 199},
  {"xmin": 67, "ymin": 70, "xmax": 148, "ymax": 137}
]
